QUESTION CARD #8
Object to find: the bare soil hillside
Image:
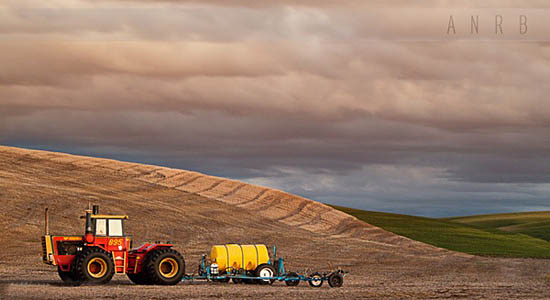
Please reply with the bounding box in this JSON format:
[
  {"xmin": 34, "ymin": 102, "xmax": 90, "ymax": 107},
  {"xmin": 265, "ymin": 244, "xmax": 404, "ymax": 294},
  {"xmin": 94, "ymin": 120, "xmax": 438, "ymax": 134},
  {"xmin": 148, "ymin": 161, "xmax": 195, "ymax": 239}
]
[{"xmin": 1, "ymin": 145, "xmax": 550, "ymax": 299}]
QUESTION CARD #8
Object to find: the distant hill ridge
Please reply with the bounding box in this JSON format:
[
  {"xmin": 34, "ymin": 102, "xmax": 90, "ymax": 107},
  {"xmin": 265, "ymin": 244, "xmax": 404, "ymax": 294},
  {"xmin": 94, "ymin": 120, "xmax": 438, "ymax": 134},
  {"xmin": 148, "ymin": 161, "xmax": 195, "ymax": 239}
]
[{"xmin": 335, "ymin": 206, "xmax": 550, "ymax": 258}]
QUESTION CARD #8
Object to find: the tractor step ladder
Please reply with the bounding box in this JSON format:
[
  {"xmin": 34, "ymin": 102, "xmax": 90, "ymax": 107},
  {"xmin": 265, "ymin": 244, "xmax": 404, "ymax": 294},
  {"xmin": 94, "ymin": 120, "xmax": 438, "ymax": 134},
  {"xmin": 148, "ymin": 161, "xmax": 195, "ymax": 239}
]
[{"xmin": 112, "ymin": 252, "xmax": 126, "ymax": 274}]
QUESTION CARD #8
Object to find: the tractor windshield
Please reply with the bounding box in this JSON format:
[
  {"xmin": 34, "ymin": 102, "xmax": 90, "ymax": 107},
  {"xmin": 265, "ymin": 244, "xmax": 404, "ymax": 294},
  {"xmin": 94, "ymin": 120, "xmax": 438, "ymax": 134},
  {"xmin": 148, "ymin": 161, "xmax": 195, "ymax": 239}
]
[
  {"xmin": 93, "ymin": 218, "xmax": 124, "ymax": 236},
  {"xmin": 109, "ymin": 219, "xmax": 123, "ymax": 236}
]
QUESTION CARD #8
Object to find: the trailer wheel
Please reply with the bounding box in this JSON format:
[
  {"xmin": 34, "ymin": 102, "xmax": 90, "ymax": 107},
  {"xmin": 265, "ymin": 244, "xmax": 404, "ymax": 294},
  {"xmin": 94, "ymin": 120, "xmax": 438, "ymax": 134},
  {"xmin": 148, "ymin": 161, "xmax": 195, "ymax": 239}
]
[
  {"xmin": 57, "ymin": 267, "xmax": 81, "ymax": 286},
  {"xmin": 255, "ymin": 264, "xmax": 276, "ymax": 285},
  {"xmin": 328, "ymin": 272, "xmax": 343, "ymax": 288},
  {"xmin": 285, "ymin": 272, "xmax": 300, "ymax": 287},
  {"xmin": 213, "ymin": 277, "xmax": 230, "ymax": 283},
  {"xmin": 308, "ymin": 272, "xmax": 323, "ymax": 288},
  {"xmin": 72, "ymin": 247, "xmax": 115, "ymax": 284},
  {"xmin": 232, "ymin": 278, "xmax": 243, "ymax": 284},
  {"xmin": 144, "ymin": 248, "xmax": 185, "ymax": 285}
]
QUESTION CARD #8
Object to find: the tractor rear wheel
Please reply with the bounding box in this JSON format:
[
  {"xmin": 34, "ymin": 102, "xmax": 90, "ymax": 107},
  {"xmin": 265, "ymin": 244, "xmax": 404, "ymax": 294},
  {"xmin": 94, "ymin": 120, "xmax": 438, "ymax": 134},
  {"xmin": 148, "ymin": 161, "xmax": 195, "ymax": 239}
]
[
  {"xmin": 255, "ymin": 264, "xmax": 276, "ymax": 285},
  {"xmin": 72, "ymin": 247, "xmax": 115, "ymax": 284},
  {"xmin": 285, "ymin": 272, "xmax": 300, "ymax": 286},
  {"xmin": 57, "ymin": 267, "xmax": 81, "ymax": 285},
  {"xmin": 127, "ymin": 272, "xmax": 152, "ymax": 285},
  {"xmin": 144, "ymin": 248, "xmax": 185, "ymax": 285}
]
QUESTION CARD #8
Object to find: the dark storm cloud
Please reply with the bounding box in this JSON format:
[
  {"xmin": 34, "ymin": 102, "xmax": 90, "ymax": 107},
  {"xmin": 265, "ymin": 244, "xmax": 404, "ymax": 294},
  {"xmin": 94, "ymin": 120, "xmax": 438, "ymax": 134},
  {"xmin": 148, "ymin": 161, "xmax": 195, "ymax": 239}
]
[{"xmin": 1, "ymin": 0, "xmax": 550, "ymax": 216}]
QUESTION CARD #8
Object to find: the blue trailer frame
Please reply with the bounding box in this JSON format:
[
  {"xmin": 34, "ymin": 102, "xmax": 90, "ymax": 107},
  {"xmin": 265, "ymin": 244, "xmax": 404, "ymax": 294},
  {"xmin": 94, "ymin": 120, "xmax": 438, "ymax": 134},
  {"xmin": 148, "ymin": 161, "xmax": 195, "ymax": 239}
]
[{"xmin": 181, "ymin": 246, "xmax": 346, "ymax": 288}]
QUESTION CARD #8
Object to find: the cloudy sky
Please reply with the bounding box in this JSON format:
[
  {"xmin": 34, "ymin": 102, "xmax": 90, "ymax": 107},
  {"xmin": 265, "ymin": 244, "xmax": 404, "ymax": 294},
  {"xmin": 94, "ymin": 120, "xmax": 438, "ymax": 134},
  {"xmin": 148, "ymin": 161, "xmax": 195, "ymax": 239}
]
[{"xmin": 2, "ymin": 0, "xmax": 550, "ymax": 217}]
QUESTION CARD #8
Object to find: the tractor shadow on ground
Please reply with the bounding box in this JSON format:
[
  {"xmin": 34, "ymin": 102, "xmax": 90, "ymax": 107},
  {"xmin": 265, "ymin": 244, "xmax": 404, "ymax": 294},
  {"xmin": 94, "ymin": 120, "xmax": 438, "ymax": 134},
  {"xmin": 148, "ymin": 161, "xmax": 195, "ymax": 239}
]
[
  {"xmin": 0, "ymin": 279, "xmax": 136, "ymax": 287},
  {"xmin": 0, "ymin": 279, "xmax": 70, "ymax": 286}
]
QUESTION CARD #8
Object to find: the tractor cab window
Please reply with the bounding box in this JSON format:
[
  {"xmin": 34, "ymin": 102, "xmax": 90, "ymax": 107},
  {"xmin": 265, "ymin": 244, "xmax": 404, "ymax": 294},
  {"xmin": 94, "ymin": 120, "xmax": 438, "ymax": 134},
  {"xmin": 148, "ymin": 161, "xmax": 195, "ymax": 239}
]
[
  {"xmin": 95, "ymin": 219, "xmax": 107, "ymax": 235},
  {"xmin": 108, "ymin": 219, "xmax": 123, "ymax": 236},
  {"xmin": 92, "ymin": 217, "xmax": 125, "ymax": 236}
]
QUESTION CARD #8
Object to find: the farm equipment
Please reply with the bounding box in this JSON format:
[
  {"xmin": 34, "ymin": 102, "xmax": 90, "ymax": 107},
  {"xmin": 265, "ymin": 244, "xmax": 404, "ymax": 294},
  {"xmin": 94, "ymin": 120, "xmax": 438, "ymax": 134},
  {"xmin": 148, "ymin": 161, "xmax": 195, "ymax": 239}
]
[
  {"xmin": 41, "ymin": 205, "xmax": 346, "ymax": 287},
  {"xmin": 41, "ymin": 205, "xmax": 185, "ymax": 285},
  {"xmin": 183, "ymin": 244, "xmax": 346, "ymax": 288}
]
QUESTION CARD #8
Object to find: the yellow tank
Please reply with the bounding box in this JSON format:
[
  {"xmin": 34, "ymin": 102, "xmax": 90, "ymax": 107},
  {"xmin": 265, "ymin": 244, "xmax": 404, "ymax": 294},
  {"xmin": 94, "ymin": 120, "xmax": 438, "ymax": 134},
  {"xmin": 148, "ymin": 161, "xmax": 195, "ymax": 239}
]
[{"xmin": 211, "ymin": 244, "xmax": 270, "ymax": 272}]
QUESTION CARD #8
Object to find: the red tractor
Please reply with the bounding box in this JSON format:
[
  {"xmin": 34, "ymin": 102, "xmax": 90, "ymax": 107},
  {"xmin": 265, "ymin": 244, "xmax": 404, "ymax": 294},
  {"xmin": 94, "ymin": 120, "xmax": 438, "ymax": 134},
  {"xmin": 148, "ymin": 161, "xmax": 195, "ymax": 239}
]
[{"xmin": 41, "ymin": 205, "xmax": 185, "ymax": 285}]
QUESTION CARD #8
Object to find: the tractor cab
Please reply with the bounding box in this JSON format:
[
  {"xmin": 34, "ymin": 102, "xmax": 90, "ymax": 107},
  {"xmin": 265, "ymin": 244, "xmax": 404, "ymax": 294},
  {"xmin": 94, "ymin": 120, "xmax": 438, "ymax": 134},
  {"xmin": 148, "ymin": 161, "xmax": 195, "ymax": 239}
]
[
  {"xmin": 82, "ymin": 205, "xmax": 130, "ymax": 246},
  {"xmin": 83, "ymin": 205, "xmax": 127, "ymax": 237},
  {"xmin": 91, "ymin": 214, "xmax": 127, "ymax": 237}
]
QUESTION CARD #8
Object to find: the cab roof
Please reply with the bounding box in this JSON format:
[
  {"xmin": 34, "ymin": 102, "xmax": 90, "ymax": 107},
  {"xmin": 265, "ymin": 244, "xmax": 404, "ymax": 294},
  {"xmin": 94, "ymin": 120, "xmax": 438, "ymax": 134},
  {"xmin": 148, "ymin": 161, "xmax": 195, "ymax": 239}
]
[{"xmin": 91, "ymin": 214, "xmax": 129, "ymax": 220}]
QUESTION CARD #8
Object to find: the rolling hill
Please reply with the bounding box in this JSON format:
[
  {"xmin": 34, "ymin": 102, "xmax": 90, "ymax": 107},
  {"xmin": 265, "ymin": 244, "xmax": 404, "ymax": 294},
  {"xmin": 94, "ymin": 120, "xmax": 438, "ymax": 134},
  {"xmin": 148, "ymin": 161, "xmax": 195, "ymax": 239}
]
[
  {"xmin": 2, "ymin": 145, "xmax": 550, "ymax": 299},
  {"xmin": 445, "ymin": 211, "xmax": 550, "ymax": 242},
  {"xmin": 333, "ymin": 206, "xmax": 550, "ymax": 258}
]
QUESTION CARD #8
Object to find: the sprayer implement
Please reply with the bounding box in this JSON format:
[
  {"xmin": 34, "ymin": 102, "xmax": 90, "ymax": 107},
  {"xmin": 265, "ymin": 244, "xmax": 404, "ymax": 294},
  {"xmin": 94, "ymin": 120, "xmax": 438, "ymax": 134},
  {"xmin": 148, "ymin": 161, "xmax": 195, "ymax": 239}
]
[{"xmin": 183, "ymin": 244, "xmax": 346, "ymax": 288}]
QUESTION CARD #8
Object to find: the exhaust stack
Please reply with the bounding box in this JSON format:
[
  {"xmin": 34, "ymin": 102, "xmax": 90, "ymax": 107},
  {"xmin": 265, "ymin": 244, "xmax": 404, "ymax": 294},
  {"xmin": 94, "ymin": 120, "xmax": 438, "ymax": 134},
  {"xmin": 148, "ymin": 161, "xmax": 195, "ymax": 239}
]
[
  {"xmin": 85, "ymin": 209, "xmax": 93, "ymax": 234},
  {"xmin": 44, "ymin": 207, "xmax": 49, "ymax": 235}
]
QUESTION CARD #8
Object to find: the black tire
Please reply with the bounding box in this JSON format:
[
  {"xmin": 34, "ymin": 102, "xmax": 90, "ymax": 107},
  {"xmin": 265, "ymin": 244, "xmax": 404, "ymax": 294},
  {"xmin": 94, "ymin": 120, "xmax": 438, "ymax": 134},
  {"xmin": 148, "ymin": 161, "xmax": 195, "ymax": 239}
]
[
  {"xmin": 57, "ymin": 267, "xmax": 81, "ymax": 286},
  {"xmin": 72, "ymin": 247, "xmax": 115, "ymax": 285},
  {"xmin": 212, "ymin": 275, "xmax": 230, "ymax": 283},
  {"xmin": 127, "ymin": 272, "xmax": 152, "ymax": 285},
  {"xmin": 232, "ymin": 277, "xmax": 243, "ymax": 284},
  {"xmin": 255, "ymin": 263, "xmax": 276, "ymax": 285},
  {"xmin": 308, "ymin": 272, "xmax": 323, "ymax": 288},
  {"xmin": 144, "ymin": 248, "xmax": 185, "ymax": 285},
  {"xmin": 285, "ymin": 272, "xmax": 300, "ymax": 287},
  {"xmin": 327, "ymin": 272, "xmax": 343, "ymax": 288},
  {"xmin": 219, "ymin": 277, "xmax": 230, "ymax": 283},
  {"xmin": 241, "ymin": 270, "xmax": 257, "ymax": 284}
]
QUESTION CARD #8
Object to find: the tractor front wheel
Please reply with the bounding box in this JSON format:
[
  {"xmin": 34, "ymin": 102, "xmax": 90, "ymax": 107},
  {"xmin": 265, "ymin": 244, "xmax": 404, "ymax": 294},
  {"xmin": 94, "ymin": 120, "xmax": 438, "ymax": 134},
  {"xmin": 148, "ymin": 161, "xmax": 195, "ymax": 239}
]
[
  {"xmin": 57, "ymin": 267, "xmax": 81, "ymax": 286},
  {"xmin": 144, "ymin": 248, "xmax": 185, "ymax": 285},
  {"xmin": 73, "ymin": 247, "xmax": 115, "ymax": 284}
]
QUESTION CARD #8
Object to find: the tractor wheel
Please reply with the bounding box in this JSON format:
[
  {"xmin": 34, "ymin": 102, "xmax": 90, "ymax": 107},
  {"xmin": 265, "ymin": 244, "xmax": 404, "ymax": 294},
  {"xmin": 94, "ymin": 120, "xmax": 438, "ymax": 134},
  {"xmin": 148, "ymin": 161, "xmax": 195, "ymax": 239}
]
[
  {"xmin": 308, "ymin": 272, "xmax": 323, "ymax": 288},
  {"xmin": 255, "ymin": 263, "xmax": 276, "ymax": 285},
  {"xmin": 144, "ymin": 248, "xmax": 185, "ymax": 285},
  {"xmin": 127, "ymin": 272, "xmax": 152, "ymax": 285},
  {"xmin": 285, "ymin": 272, "xmax": 300, "ymax": 287},
  {"xmin": 327, "ymin": 272, "xmax": 344, "ymax": 288},
  {"xmin": 72, "ymin": 247, "xmax": 115, "ymax": 284},
  {"xmin": 57, "ymin": 267, "xmax": 81, "ymax": 286}
]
